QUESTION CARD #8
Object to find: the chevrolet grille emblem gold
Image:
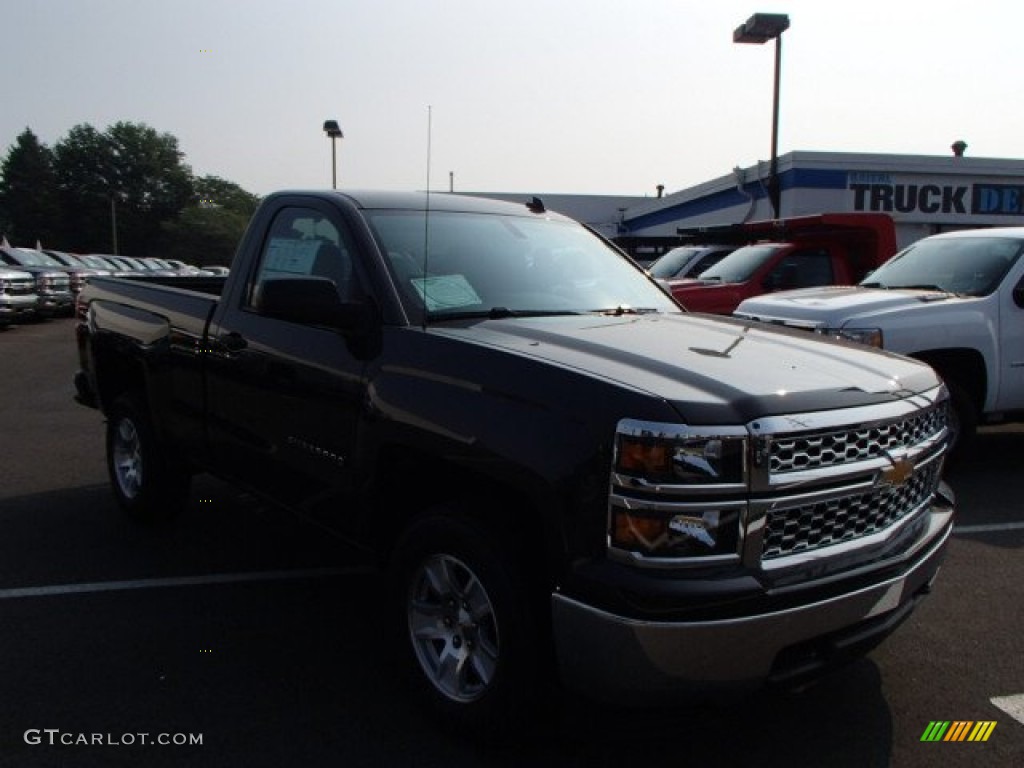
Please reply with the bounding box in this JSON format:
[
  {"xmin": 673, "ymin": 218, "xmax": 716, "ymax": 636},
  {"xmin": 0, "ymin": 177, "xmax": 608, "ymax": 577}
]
[{"xmin": 880, "ymin": 456, "xmax": 915, "ymax": 488}]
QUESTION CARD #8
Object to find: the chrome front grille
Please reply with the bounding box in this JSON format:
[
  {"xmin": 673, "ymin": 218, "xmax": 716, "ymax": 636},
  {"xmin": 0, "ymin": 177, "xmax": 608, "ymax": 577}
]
[
  {"xmin": 769, "ymin": 402, "xmax": 946, "ymax": 474},
  {"xmin": 604, "ymin": 387, "xmax": 948, "ymax": 571},
  {"xmin": 761, "ymin": 459, "xmax": 941, "ymax": 560},
  {"xmin": 11, "ymin": 279, "xmax": 35, "ymax": 295},
  {"xmin": 40, "ymin": 275, "xmax": 70, "ymax": 291}
]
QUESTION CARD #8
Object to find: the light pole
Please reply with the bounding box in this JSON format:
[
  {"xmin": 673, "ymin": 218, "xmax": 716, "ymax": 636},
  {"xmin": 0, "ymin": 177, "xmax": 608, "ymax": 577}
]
[
  {"xmin": 110, "ymin": 196, "xmax": 119, "ymax": 255},
  {"xmin": 733, "ymin": 12, "xmax": 790, "ymax": 220},
  {"xmin": 323, "ymin": 119, "xmax": 343, "ymax": 189}
]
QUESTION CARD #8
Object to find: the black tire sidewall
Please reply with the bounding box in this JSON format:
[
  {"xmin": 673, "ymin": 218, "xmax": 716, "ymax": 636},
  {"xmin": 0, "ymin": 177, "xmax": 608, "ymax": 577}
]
[
  {"xmin": 390, "ymin": 512, "xmax": 542, "ymax": 736},
  {"xmin": 944, "ymin": 380, "xmax": 978, "ymax": 466},
  {"xmin": 105, "ymin": 394, "xmax": 187, "ymax": 521}
]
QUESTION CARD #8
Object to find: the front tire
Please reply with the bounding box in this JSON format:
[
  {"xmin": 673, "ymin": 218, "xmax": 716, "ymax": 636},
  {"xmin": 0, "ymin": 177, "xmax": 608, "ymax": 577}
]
[
  {"xmin": 391, "ymin": 511, "xmax": 546, "ymax": 737},
  {"xmin": 106, "ymin": 393, "xmax": 190, "ymax": 521},
  {"xmin": 944, "ymin": 380, "xmax": 977, "ymax": 465}
]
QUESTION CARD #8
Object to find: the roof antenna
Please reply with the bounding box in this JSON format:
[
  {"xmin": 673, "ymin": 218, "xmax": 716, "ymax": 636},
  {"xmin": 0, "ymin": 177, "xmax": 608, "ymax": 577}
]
[
  {"xmin": 526, "ymin": 196, "xmax": 545, "ymax": 214},
  {"xmin": 422, "ymin": 105, "xmax": 432, "ymax": 331}
]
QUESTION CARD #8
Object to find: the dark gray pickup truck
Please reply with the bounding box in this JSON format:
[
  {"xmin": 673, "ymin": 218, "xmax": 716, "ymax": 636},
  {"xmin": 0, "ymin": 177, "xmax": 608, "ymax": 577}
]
[{"xmin": 74, "ymin": 190, "xmax": 955, "ymax": 731}]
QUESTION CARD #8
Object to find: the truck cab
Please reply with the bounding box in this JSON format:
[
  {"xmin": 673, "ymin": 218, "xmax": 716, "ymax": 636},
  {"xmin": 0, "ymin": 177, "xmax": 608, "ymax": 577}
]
[{"xmin": 668, "ymin": 213, "xmax": 897, "ymax": 314}]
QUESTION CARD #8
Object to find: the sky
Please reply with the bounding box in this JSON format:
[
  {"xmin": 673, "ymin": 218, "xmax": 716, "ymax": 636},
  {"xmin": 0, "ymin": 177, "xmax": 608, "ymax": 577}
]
[{"xmin": 2, "ymin": 0, "xmax": 1021, "ymax": 199}]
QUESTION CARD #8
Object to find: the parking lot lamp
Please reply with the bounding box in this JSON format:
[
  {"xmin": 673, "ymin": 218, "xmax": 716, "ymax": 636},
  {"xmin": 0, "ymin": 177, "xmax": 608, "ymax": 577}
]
[
  {"xmin": 323, "ymin": 120, "xmax": 344, "ymax": 189},
  {"xmin": 733, "ymin": 12, "xmax": 790, "ymax": 220}
]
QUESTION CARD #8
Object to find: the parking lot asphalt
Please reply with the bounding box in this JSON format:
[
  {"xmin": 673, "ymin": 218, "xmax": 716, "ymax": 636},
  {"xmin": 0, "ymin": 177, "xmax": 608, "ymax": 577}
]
[{"xmin": 1, "ymin": 317, "xmax": 1022, "ymax": 767}]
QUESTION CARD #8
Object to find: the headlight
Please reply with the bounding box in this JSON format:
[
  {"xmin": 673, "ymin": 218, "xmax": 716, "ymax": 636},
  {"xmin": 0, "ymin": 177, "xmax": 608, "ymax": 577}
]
[
  {"xmin": 610, "ymin": 421, "xmax": 747, "ymax": 562},
  {"xmin": 615, "ymin": 431, "xmax": 746, "ymax": 485},
  {"xmin": 820, "ymin": 327, "xmax": 883, "ymax": 347},
  {"xmin": 610, "ymin": 506, "xmax": 743, "ymax": 560}
]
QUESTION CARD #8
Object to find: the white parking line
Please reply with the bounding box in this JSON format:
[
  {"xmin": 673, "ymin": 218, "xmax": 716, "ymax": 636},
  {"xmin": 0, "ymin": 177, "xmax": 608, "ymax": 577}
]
[
  {"xmin": 991, "ymin": 694, "xmax": 1024, "ymax": 726},
  {"xmin": 953, "ymin": 522, "xmax": 1024, "ymax": 534},
  {"xmin": 0, "ymin": 566, "xmax": 374, "ymax": 601}
]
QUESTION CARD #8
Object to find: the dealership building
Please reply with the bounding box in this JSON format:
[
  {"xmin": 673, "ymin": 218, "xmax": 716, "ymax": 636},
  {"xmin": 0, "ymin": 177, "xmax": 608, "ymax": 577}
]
[{"xmin": 471, "ymin": 149, "xmax": 1024, "ymax": 255}]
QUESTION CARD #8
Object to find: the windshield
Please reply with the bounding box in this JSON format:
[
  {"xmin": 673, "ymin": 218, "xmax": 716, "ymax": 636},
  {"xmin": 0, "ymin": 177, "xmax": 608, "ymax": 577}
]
[
  {"xmin": 78, "ymin": 255, "xmax": 116, "ymax": 269},
  {"xmin": 47, "ymin": 252, "xmax": 75, "ymax": 266},
  {"xmin": 366, "ymin": 210, "xmax": 678, "ymax": 320},
  {"xmin": 649, "ymin": 247, "xmax": 700, "ymax": 279},
  {"xmin": 4, "ymin": 248, "xmax": 63, "ymax": 267},
  {"xmin": 860, "ymin": 236, "xmax": 1024, "ymax": 296},
  {"xmin": 697, "ymin": 244, "xmax": 784, "ymax": 283}
]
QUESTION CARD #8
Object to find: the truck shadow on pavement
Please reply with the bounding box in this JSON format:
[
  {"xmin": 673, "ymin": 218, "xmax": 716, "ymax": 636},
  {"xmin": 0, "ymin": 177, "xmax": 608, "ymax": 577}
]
[
  {"xmin": 945, "ymin": 426, "xmax": 1024, "ymax": 551},
  {"xmin": 0, "ymin": 481, "xmax": 898, "ymax": 768}
]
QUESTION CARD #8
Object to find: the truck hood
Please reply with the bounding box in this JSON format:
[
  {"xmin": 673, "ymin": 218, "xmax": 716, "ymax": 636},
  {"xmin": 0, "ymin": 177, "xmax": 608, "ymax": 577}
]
[
  {"xmin": 432, "ymin": 312, "xmax": 938, "ymax": 424},
  {"xmin": 735, "ymin": 286, "xmax": 956, "ymax": 327}
]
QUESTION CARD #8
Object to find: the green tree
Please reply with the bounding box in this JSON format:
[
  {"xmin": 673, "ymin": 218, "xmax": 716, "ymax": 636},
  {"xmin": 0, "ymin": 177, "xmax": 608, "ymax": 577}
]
[
  {"xmin": 193, "ymin": 175, "xmax": 260, "ymax": 216},
  {"xmin": 52, "ymin": 124, "xmax": 117, "ymax": 252},
  {"xmin": 0, "ymin": 128, "xmax": 60, "ymax": 246},
  {"xmin": 53, "ymin": 121, "xmax": 194, "ymax": 254},
  {"xmin": 156, "ymin": 206, "xmax": 249, "ymax": 267},
  {"xmin": 152, "ymin": 175, "xmax": 259, "ymax": 266}
]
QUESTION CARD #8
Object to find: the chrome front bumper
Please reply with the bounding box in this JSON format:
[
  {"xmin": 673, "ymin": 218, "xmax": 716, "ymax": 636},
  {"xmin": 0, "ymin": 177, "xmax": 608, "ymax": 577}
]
[{"xmin": 552, "ymin": 490, "xmax": 952, "ymax": 703}]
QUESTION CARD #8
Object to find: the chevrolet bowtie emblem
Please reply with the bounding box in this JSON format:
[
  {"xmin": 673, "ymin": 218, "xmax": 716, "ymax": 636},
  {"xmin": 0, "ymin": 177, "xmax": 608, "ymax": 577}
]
[{"xmin": 880, "ymin": 454, "xmax": 915, "ymax": 488}]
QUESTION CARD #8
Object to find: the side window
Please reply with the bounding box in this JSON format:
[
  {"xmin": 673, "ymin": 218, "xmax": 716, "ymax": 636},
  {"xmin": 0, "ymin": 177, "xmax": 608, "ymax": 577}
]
[
  {"xmin": 766, "ymin": 249, "xmax": 834, "ymax": 289},
  {"xmin": 693, "ymin": 252, "xmax": 725, "ymax": 276},
  {"xmin": 247, "ymin": 206, "xmax": 358, "ymax": 311}
]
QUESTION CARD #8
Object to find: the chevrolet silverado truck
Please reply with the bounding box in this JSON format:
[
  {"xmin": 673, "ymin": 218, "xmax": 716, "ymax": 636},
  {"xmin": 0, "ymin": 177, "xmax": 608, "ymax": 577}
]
[
  {"xmin": 74, "ymin": 190, "xmax": 954, "ymax": 730},
  {"xmin": 0, "ymin": 265, "xmax": 38, "ymax": 326},
  {"xmin": 0, "ymin": 246, "xmax": 73, "ymax": 317},
  {"xmin": 735, "ymin": 227, "xmax": 1024, "ymax": 455},
  {"xmin": 669, "ymin": 213, "xmax": 897, "ymax": 315}
]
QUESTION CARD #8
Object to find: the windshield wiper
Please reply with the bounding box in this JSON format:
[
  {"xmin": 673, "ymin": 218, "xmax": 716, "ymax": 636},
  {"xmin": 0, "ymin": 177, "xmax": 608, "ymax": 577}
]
[{"xmin": 887, "ymin": 284, "xmax": 949, "ymax": 292}]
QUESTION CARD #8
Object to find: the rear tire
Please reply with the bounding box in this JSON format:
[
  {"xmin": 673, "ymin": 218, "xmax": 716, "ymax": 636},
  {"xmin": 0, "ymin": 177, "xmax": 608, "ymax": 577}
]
[
  {"xmin": 106, "ymin": 393, "xmax": 190, "ymax": 521},
  {"xmin": 390, "ymin": 509, "xmax": 547, "ymax": 739}
]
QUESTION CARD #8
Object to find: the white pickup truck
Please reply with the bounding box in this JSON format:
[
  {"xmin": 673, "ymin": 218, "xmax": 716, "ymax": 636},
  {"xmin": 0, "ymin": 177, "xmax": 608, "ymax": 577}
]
[{"xmin": 735, "ymin": 227, "xmax": 1024, "ymax": 453}]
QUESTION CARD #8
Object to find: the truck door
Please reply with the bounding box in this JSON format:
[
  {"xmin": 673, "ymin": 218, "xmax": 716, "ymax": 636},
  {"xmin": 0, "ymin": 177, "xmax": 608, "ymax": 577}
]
[{"xmin": 205, "ymin": 201, "xmax": 369, "ymax": 523}]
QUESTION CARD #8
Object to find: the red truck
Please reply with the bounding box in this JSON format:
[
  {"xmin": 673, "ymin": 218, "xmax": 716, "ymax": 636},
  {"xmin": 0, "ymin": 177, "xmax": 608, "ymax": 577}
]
[{"xmin": 667, "ymin": 213, "xmax": 897, "ymax": 315}]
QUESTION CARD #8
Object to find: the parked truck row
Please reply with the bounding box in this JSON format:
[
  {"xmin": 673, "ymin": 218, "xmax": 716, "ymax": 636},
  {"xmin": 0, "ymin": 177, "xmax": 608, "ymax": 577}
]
[
  {"xmin": 0, "ymin": 242, "xmax": 224, "ymax": 328},
  {"xmin": 74, "ymin": 190, "xmax": 955, "ymax": 732}
]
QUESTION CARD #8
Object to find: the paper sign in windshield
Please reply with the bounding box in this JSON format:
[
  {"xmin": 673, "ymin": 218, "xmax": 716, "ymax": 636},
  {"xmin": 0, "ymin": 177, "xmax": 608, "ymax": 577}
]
[
  {"xmin": 264, "ymin": 239, "xmax": 321, "ymax": 276},
  {"xmin": 411, "ymin": 275, "xmax": 482, "ymax": 311}
]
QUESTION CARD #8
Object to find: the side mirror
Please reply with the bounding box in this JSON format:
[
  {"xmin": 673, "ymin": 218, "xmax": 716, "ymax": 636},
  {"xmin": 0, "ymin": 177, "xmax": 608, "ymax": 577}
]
[
  {"xmin": 1014, "ymin": 277, "xmax": 1024, "ymax": 309},
  {"xmin": 256, "ymin": 277, "xmax": 374, "ymax": 333}
]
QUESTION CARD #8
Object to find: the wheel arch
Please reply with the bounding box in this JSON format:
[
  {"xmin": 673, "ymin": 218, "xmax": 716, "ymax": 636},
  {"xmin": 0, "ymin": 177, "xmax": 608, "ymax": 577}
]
[
  {"xmin": 909, "ymin": 347, "xmax": 987, "ymax": 415},
  {"xmin": 92, "ymin": 335, "xmax": 150, "ymax": 417},
  {"xmin": 364, "ymin": 441, "xmax": 576, "ymax": 595}
]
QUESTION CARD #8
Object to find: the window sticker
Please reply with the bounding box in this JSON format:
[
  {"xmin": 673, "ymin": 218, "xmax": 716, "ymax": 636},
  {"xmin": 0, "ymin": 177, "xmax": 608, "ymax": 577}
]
[
  {"xmin": 410, "ymin": 274, "xmax": 482, "ymax": 311},
  {"xmin": 263, "ymin": 238, "xmax": 321, "ymax": 276}
]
